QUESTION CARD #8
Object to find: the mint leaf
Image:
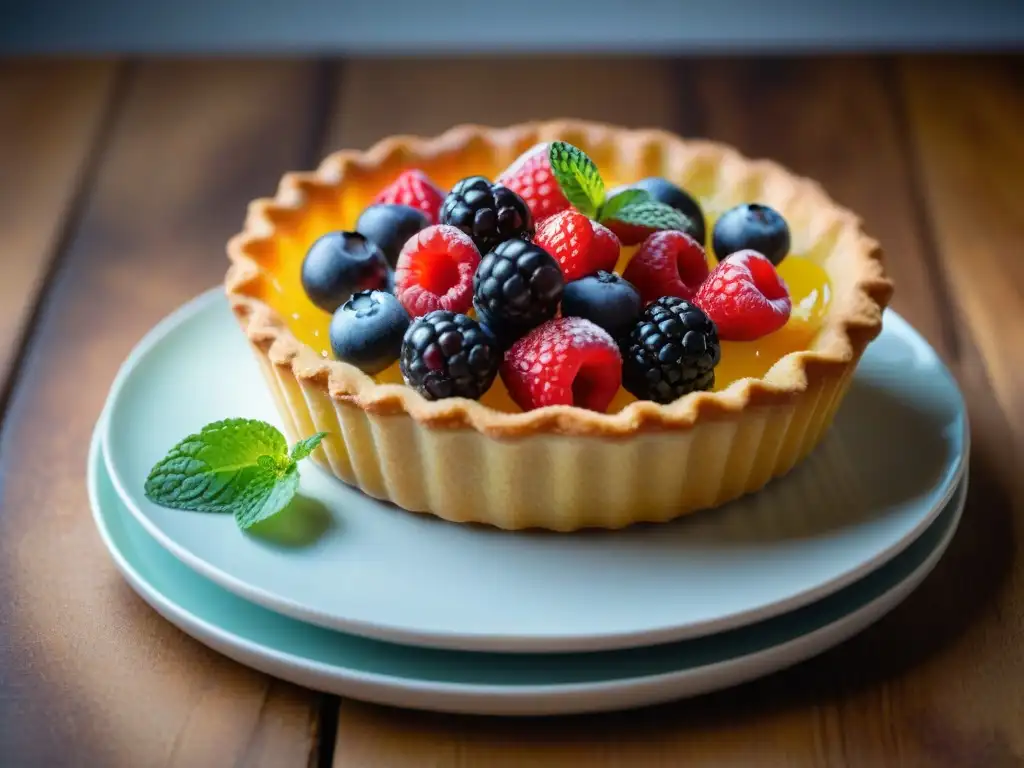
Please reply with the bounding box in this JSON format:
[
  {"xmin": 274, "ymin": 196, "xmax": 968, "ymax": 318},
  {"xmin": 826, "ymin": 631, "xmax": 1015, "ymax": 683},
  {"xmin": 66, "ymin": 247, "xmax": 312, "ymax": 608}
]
[
  {"xmin": 290, "ymin": 431, "xmax": 327, "ymax": 462},
  {"xmin": 605, "ymin": 199, "xmax": 692, "ymax": 232},
  {"xmin": 598, "ymin": 188, "xmax": 650, "ymax": 222},
  {"xmin": 548, "ymin": 141, "xmax": 605, "ymax": 218},
  {"xmin": 144, "ymin": 419, "xmax": 324, "ymax": 531},
  {"xmin": 144, "ymin": 418, "xmax": 289, "ymax": 513},
  {"xmin": 234, "ymin": 463, "xmax": 300, "ymax": 530}
]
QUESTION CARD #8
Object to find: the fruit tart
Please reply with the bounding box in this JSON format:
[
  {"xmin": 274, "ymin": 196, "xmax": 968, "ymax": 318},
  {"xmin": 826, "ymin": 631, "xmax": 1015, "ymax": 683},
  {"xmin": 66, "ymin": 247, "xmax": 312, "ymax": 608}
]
[{"xmin": 225, "ymin": 120, "xmax": 894, "ymax": 531}]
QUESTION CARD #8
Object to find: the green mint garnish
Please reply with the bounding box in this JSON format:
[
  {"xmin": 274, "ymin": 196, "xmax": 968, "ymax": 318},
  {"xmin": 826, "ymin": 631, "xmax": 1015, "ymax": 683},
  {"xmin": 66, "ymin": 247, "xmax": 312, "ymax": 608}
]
[
  {"xmin": 547, "ymin": 141, "xmax": 692, "ymax": 236},
  {"xmin": 291, "ymin": 431, "xmax": 329, "ymax": 461},
  {"xmin": 232, "ymin": 462, "xmax": 300, "ymax": 530},
  {"xmin": 548, "ymin": 141, "xmax": 605, "ymax": 218},
  {"xmin": 144, "ymin": 418, "xmax": 327, "ymax": 531},
  {"xmin": 596, "ymin": 188, "xmax": 650, "ymax": 222},
  {"xmin": 601, "ymin": 198, "xmax": 692, "ymax": 233}
]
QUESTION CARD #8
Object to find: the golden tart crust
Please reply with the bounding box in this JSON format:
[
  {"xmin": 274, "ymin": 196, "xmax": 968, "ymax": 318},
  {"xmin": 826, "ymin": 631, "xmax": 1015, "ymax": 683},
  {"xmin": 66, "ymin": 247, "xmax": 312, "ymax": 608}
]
[{"xmin": 225, "ymin": 120, "xmax": 894, "ymax": 531}]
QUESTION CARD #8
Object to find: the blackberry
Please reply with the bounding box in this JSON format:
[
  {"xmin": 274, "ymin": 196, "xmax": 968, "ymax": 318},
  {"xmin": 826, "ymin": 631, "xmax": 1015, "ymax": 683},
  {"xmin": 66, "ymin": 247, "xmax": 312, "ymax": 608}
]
[
  {"xmin": 439, "ymin": 175, "xmax": 533, "ymax": 253},
  {"xmin": 400, "ymin": 311, "xmax": 500, "ymax": 400},
  {"xmin": 472, "ymin": 238, "xmax": 564, "ymax": 345},
  {"xmin": 622, "ymin": 297, "xmax": 720, "ymax": 404}
]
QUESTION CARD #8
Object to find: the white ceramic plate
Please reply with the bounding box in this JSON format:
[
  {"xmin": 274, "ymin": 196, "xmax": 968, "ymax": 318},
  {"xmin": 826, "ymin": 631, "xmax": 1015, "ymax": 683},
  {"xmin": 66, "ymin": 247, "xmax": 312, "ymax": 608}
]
[
  {"xmin": 103, "ymin": 290, "xmax": 968, "ymax": 653},
  {"xmin": 90, "ymin": 423, "xmax": 968, "ymax": 716}
]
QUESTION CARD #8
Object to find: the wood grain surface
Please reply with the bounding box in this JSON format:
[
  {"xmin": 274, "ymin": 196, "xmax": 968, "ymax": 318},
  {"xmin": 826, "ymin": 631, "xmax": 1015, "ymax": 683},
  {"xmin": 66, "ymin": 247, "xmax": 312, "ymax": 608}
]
[
  {"xmin": 0, "ymin": 61, "xmax": 118, "ymax": 404},
  {"xmin": 0, "ymin": 55, "xmax": 1021, "ymax": 768},
  {"xmin": 0, "ymin": 60, "xmax": 329, "ymax": 768}
]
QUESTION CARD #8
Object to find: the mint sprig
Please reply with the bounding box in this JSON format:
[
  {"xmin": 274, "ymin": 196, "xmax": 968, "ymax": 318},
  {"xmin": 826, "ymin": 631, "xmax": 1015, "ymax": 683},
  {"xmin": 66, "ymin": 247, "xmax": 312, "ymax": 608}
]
[
  {"xmin": 291, "ymin": 432, "xmax": 328, "ymax": 461},
  {"xmin": 597, "ymin": 188, "xmax": 648, "ymax": 221},
  {"xmin": 144, "ymin": 418, "xmax": 327, "ymax": 531},
  {"xmin": 548, "ymin": 141, "xmax": 605, "ymax": 218},
  {"xmin": 546, "ymin": 141, "xmax": 695, "ymax": 234},
  {"xmin": 603, "ymin": 198, "xmax": 693, "ymax": 232}
]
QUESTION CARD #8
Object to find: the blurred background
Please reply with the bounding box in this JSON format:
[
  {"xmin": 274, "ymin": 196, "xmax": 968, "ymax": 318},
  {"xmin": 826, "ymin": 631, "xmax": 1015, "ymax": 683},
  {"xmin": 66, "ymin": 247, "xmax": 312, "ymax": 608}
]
[{"xmin": 3, "ymin": 0, "xmax": 1024, "ymax": 53}]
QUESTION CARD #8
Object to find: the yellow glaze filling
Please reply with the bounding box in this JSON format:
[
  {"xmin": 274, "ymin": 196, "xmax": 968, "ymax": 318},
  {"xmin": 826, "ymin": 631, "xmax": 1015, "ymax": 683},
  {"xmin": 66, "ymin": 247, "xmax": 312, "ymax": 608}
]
[{"xmin": 255, "ymin": 186, "xmax": 831, "ymax": 414}]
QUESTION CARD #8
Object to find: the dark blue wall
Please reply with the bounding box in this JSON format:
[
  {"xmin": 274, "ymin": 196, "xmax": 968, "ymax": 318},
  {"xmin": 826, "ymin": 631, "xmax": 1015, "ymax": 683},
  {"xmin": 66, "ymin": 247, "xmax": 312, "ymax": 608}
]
[{"xmin": 2, "ymin": 0, "xmax": 1022, "ymax": 54}]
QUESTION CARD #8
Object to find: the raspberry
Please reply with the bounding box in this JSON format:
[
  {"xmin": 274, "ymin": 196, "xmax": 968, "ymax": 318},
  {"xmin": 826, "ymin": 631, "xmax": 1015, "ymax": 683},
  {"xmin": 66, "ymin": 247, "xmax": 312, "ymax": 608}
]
[
  {"xmin": 373, "ymin": 169, "xmax": 446, "ymax": 225},
  {"xmin": 394, "ymin": 225, "xmax": 480, "ymax": 318},
  {"xmin": 534, "ymin": 210, "xmax": 619, "ymax": 282},
  {"xmin": 621, "ymin": 297, "xmax": 720, "ymax": 403},
  {"xmin": 694, "ymin": 249, "xmax": 792, "ymax": 341},
  {"xmin": 501, "ymin": 317, "xmax": 622, "ymax": 412},
  {"xmin": 622, "ymin": 230, "xmax": 710, "ymax": 305},
  {"xmin": 439, "ymin": 176, "xmax": 533, "ymax": 254},
  {"xmin": 496, "ymin": 142, "xmax": 571, "ymax": 224},
  {"xmin": 400, "ymin": 311, "xmax": 500, "ymax": 401},
  {"xmin": 472, "ymin": 239, "xmax": 564, "ymax": 344}
]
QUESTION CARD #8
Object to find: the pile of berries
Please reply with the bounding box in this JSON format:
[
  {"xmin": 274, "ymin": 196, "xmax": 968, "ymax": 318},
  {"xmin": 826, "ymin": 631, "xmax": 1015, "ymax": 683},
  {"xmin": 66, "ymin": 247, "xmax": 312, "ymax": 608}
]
[{"xmin": 300, "ymin": 142, "xmax": 794, "ymax": 411}]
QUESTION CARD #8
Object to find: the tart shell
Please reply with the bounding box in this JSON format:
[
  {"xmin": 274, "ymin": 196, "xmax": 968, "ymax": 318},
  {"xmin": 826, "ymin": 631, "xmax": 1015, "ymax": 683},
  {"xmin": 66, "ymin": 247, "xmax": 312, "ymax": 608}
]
[{"xmin": 225, "ymin": 120, "xmax": 894, "ymax": 531}]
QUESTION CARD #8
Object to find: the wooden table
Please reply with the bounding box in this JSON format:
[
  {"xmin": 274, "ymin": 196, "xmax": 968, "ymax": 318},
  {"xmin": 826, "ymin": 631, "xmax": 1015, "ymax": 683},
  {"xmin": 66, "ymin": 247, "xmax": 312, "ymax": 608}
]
[{"xmin": 1, "ymin": 55, "xmax": 1021, "ymax": 767}]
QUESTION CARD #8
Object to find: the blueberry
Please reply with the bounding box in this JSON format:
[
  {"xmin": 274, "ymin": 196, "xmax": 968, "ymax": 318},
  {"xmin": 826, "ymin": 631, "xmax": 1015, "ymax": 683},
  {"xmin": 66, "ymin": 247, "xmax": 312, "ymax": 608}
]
[
  {"xmin": 561, "ymin": 271, "xmax": 642, "ymax": 341},
  {"xmin": 355, "ymin": 203, "xmax": 430, "ymax": 267},
  {"xmin": 301, "ymin": 231, "xmax": 389, "ymax": 313},
  {"xmin": 329, "ymin": 290, "xmax": 411, "ymax": 374},
  {"xmin": 611, "ymin": 177, "xmax": 706, "ymax": 245},
  {"xmin": 712, "ymin": 203, "xmax": 791, "ymax": 266}
]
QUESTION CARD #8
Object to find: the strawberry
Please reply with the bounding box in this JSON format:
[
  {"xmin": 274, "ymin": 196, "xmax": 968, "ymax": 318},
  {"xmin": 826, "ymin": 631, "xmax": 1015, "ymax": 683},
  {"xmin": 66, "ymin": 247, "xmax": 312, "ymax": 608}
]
[
  {"xmin": 694, "ymin": 249, "xmax": 792, "ymax": 341},
  {"xmin": 622, "ymin": 230, "xmax": 710, "ymax": 305},
  {"xmin": 590, "ymin": 221, "xmax": 622, "ymax": 274},
  {"xmin": 373, "ymin": 169, "xmax": 446, "ymax": 225},
  {"xmin": 603, "ymin": 218, "xmax": 655, "ymax": 247},
  {"xmin": 496, "ymin": 143, "xmax": 571, "ymax": 224},
  {"xmin": 394, "ymin": 225, "xmax": 480, "ymax": 318},
  {"xmin": 534, "ymin": 210, "xmax": 620, "ymax": 282},
  {"xmin": 501, "ymin": 316, "xmax": 622, "ymax": 412}
]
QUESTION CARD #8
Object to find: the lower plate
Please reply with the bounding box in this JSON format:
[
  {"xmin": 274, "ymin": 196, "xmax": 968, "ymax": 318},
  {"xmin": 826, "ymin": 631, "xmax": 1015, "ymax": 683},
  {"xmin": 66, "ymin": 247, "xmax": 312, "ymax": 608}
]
[
  {"xmin": 101, "ymin": 291, "xmax": 968, "ymax": 653},
  {"xmin": 90, "ymin": 421, "xmax": 967, "ymax": 717}
]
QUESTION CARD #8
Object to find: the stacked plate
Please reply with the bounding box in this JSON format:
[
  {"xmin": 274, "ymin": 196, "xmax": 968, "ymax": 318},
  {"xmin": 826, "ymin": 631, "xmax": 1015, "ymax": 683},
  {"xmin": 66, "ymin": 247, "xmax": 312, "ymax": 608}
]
[{"xmin": 90, "ymin": 290, "xmax": 969, "ymax": 716}]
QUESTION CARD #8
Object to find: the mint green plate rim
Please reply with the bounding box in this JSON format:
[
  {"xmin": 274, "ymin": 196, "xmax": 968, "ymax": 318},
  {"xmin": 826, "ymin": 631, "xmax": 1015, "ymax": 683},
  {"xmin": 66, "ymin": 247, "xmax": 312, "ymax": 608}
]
[
  {"xmin": 88, "ymin": 414, "xmax": 968, "ymax": 711},
  {"xmin": 99, "ymin": 290, "xmax": 969, "ymax": 655}
]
